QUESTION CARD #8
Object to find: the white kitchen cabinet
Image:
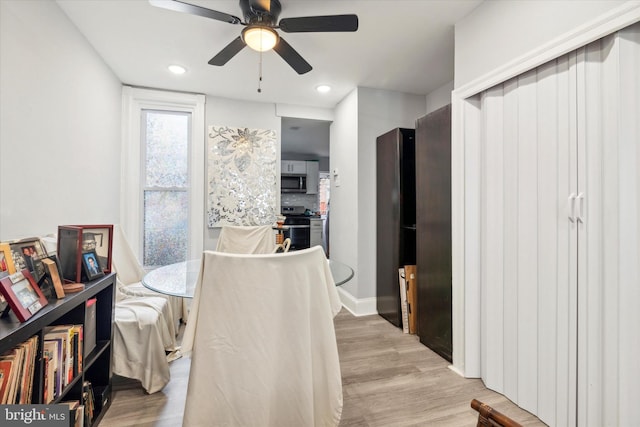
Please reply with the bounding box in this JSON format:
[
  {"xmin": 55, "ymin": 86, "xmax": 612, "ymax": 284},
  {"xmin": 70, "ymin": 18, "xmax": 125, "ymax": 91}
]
[
  {"xmin": 281, "ymin": 160, "xmax": 306, "ymax": 175},
  {"xmin": 305, "ymin": 160, "xmax": 319, "ymax": 195},
  {"xmin": 310, "ymin": 218, "xmax": 323, "ymax": 248}
]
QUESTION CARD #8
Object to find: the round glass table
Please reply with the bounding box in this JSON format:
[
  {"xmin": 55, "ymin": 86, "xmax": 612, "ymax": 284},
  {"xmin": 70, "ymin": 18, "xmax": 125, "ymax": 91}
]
[{"xmin": 142, "ymin": 257, "xmax": 354, "ymax": 298}]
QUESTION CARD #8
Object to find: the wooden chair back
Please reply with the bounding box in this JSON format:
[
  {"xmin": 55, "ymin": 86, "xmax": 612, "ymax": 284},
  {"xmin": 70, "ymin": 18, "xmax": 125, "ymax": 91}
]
[{"xmin": 471, "ymin": 399, "xmax": 523, "ymax": 427}]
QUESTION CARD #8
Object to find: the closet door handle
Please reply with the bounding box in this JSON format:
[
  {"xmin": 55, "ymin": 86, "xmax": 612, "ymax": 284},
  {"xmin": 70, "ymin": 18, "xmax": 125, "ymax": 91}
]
[
  {"xmin": 568, "ymin": 193, "xmax": 576, "ymax": 223},
  {"xmin": 576, "ymin": 192, "xmax": 585, "ymax": 223}
]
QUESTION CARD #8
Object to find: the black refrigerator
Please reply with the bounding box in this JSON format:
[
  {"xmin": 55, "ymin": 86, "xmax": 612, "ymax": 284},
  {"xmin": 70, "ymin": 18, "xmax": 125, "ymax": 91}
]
[{"xmin": 376, "ymin": 128, "xmax": 416, "ymax": 328}]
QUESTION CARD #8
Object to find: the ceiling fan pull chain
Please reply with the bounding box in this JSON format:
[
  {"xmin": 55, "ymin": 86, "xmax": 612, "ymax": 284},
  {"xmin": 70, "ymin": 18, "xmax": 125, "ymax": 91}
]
[{"xmin": 257, "ymin": 47, "xmax": 263, "ymax": 93}]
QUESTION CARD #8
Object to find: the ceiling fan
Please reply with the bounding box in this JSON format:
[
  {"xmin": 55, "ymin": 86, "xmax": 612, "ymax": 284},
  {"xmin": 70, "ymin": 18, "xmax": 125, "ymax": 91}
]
[{"xmin": 149, "ymin": 0, "xmax": 359, "ymax": 75}]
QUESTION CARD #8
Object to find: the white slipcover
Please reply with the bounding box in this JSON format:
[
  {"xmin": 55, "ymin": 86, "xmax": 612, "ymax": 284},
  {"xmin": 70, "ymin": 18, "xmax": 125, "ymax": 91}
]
[
  {"xmin": 113, "ymin": 297, "xmax": 171, "ymax": 394},
  {"xmin": 112, "ymin": 224, "xmax": 181, "ymax": 350},
  {"xmin": 182, "ymin": 246, "xmax": 343, "ymax": 427},
  {"xmin": 215, "ymin": 225, "xmax": 275, "ymax": 254}
]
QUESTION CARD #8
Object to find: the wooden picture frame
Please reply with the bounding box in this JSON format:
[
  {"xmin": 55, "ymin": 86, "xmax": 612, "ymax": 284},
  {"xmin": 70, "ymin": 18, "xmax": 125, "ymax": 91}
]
[
  {"xmin": 0, "ymin": 243, "xmax": 16, "ymax": 275},
  {"xmin": 41, "ymin": 255, "xmax": 66, "ymax": 299},
  {"xmin": 57, "ymin": 225, "xmax": 113, "ymax": 283},
  {"xmin": 8, "ymin": 237, "xmax": 48, "ymax": 283},
  {"xmin": 0, "ymin": 269, "xmax": 48, "ymax": 322},
  {"xmin": 82, "ymin": 250, "xmax": 104, "ymax": 281}
]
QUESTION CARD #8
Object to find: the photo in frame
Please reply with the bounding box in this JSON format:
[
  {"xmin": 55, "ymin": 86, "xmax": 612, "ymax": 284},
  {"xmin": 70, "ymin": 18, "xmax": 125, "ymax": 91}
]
[
  {"xmin": 0, "ymin": 269, "xmax": 48, "ymax": 322},
  {"xmin": 57, "ymin": 225, "xmax": 113, "ymax": 283},
  {"xmin": 8, "ymin": 237, "xmax": 48, "ymax": 283},
  {"xmin": 82, "ymin": 250, "xmax": 104, "ymax": 281},
  {"xmin": 0, "ymin": 242, "xmax": 16, "ymax": 275}
]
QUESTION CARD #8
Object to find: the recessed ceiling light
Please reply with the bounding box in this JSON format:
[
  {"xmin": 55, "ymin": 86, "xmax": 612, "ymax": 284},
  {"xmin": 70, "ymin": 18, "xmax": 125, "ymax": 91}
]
[
  {"xmin": 168, "ymin": 64, "xmax": 186, "ymax": 75},
  {"xmin": 316, "ymin": 85, "xmax": 331, "ymax": 93}
]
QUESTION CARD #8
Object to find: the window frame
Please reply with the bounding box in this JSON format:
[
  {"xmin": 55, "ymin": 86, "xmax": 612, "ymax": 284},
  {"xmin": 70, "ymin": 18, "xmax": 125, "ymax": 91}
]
[{"xmin": 121, "ymin": 87, "xmax": 205, "ymax": 265}]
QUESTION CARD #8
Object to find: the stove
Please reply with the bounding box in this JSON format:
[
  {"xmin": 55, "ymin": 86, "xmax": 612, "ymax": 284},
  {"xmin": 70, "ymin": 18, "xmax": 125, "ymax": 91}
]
[{"xmin": 281, "ymin": 206, "xmax": 310, "ymax": 250}]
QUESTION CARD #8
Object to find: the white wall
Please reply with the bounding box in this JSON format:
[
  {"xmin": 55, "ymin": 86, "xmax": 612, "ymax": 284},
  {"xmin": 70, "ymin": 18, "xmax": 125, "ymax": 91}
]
[
  {"xmin": 426, "ymin": 80, "xmax": 453, "ymax": 114},
  {"xmin": 329, "ymin": 89, "xmax": 359, "ymax": 302},
  {"xmin": 204, "ymin": 96, "xmax": 282, "ymax": 250},
  {"xmin": 0, "ymin": 0, "xmax": 122, "ymax": 239},
  {"xmin": 455, "ymin": 0, "xmax": 629, "ymax": 88},
  {"xmin": 331, "ymin": 88, "xmax": 425, "ymax": 312}
]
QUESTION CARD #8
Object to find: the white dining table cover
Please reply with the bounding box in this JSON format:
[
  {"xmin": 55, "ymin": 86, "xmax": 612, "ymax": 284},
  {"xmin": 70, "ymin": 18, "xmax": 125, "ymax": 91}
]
[
  {"xmin": 181, "ymin": 246, "xmax": 343, "ymax": 427},
  {"xmin": 215, "ymin": 224, "xmax": 276, "ymax": 254}
]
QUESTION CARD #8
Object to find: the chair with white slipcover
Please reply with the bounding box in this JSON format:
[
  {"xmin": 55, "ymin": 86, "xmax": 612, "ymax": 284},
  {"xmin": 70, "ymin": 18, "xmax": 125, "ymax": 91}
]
[
  {"xmin": 215, "ymin": 224, "xmax": 276, "ymax": 254},
  {"xmin": 111, "ymin": 224, "xmax": 181, "ymax": 350},
  {"xmin": 181, "ymin": 246, "xmax": 343, "ymax": 427},
  {"xmin": 112, "ymin": 297, "xmax": 171, "ymax": 394}
]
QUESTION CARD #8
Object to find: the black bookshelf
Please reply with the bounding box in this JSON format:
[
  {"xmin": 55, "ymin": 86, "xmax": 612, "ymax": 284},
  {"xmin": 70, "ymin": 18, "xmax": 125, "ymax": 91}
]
[{"xmin": 0, "ymin": 273, "xmax": 115, "ymax": 426}]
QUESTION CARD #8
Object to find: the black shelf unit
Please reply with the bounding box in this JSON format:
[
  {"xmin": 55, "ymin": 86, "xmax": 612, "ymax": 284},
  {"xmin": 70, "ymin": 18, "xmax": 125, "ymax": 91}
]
[
  {"xmin": 416, "ymin": 104, "xmax": 452, "ymax": 362},
  {"xmin": 0, "ymin": 273, "xmax": 115, "ymax": 425},
  {"xmin": 376, "ymin": 127, "xmax": 416, "ymax": 327}
]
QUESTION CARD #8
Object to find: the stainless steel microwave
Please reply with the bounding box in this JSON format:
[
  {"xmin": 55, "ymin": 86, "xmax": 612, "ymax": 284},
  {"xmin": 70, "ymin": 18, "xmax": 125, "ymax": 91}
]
[{"xmin": 281, "ymin": 175, "xmax": 307, "ymax": 193}]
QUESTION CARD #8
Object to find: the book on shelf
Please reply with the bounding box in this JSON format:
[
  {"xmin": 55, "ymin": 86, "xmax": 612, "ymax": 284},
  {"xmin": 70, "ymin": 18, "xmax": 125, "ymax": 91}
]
[
  {"xmin": 85, "ymin": 298, "xmax": 97, "ymax": 356},
  {"xmin": 44, "ymin": 324, "xmax": 83, "ymax": 389},
  {"xmin": 404, "ymin": 265, "xmax": 418, "ymax": 335},
  {"xmin": 0, "ymin": 335, "xmax": 38, "ymax": 404},
  {"xmin": 43, "ymin": 339, "xmax": 60, "ymax": 403},
  {"xmin": 0, "ymin": 357, "xmax": 13, "ymax": 403},
  {"xmin": 398, "ymin": 268, "xmax": 409, "ymax": 334},
  {"xmin": 60, "ymin": 400, "xmax": 84, "ymax": 427},
  {"xmin": 44, "ymin": 335, "xmax": 64, "ymax": 398},
  {"xmin": 83, "ymin": 380, "xmax": 95, "ymax": 426}
]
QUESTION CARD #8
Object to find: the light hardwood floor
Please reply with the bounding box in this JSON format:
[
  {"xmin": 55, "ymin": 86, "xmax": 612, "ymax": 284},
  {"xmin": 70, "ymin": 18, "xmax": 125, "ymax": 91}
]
[{"xmin": 100, "ymin": 309, "xmax": 547, "ymax": 427}]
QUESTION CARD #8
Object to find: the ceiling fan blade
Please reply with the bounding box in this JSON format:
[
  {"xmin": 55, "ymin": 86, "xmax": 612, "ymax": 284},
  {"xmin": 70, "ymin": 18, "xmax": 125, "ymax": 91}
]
[
  {"xmin": 279, "ymin": 14, "xmax": 358, "ymax": 33},
  {"xmin": 208, "ymin": 36, "xmax": 247, "ymax": 66},
  {"xmin": 149, "ymin": 0, "xmax": 242, "ymax": 24},
  {"xmin": 273, "ymin": 37, "xmax": 312, "ymax": 75}
]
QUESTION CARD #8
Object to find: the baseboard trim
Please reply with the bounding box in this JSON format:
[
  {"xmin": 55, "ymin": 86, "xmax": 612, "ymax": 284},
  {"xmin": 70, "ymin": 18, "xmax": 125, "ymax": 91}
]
[{"xmin": 337, "ymin": 287, "xmax": 377, "ymax": 317}]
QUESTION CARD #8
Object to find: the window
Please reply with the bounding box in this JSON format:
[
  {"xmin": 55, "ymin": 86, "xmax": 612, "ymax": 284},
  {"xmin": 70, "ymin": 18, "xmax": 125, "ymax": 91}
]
[
  {"xmin": 141, "ymin": 110, "xmax": 190, "ymax": 267},
  {"xmin": 121, "ymin": 87, "xmax": 205, "ymax": 268}
]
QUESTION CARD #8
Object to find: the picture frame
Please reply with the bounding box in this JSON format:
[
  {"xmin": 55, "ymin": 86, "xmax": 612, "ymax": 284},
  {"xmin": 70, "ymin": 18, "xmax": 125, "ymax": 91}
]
[
  {"xmin": 57, "ymin": 225, "xmax": 113, "ymax": 283},
  {"xmin": 0, "ymin": 269, "xmax": 48, "ymax": 322},
  {"xmin": 82, "ymin": 250, "xmax": 104, "ymax": 281},
  {"xmin": 8, "ymin": 237, "xmax": 48, "ymax": 283},
  {"xmin": 0, "ymin": 243, "xmax": 16, "ymax": 275},
  {"xmin": 40, "ymin": 255, "xmax": 66, "ymax": 299}
]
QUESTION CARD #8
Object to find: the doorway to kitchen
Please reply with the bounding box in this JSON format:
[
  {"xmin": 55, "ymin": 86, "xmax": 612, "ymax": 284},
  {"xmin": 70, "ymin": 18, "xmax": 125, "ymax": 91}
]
[{"xmin": 280, "ymin": 117, "xmax": 331, "ymax": 254}]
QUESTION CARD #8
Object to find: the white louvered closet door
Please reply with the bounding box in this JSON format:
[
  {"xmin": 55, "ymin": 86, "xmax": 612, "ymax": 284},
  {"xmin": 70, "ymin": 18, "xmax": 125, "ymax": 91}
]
[
  {"xmin": 578, "ymin": 23, "xmax": 640, "ymax": 427},
  {"xmin": 479, "ymin": 52, "xmax": 577, "ymax": 427},
  {"xmin": 476, "ymin": 22, "xmax": 640, "ymax": 427}
]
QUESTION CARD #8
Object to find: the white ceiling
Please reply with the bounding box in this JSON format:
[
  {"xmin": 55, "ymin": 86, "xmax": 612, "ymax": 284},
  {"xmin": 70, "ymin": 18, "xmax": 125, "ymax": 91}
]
[
  {"xmin": 56, "ymin": 0, "xmax": 481, "ymax": 157},
  {"xmin": 56, "ymin": 0, "xmax": 482, "ymax": 109}
]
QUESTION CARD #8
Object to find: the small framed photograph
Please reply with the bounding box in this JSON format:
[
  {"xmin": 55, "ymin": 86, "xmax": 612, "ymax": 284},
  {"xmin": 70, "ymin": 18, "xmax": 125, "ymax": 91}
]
[
  {"xmin": 8, "ymin": 237, "xmax": 48, "ymax": 283},
  {"xmin": 58, "ymin": 225, "xmax": 113, "ymax": 283},
  {"xmin": 82, "ymin": 250, "xmax": 104, "ymax": 281},
  {"xmin": 0, "ymin": 269, "xmax": 48, "ymax": 322},
  {"xmin": 0, "ymin": 243, "xmax": 16, "ymax": 275}
]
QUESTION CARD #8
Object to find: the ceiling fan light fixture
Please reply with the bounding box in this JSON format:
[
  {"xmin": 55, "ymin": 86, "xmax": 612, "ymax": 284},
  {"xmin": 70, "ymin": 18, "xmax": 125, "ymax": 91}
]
[{"xmin": 242, "ymin": 26, "xmax": 278, "ymax": 52}]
